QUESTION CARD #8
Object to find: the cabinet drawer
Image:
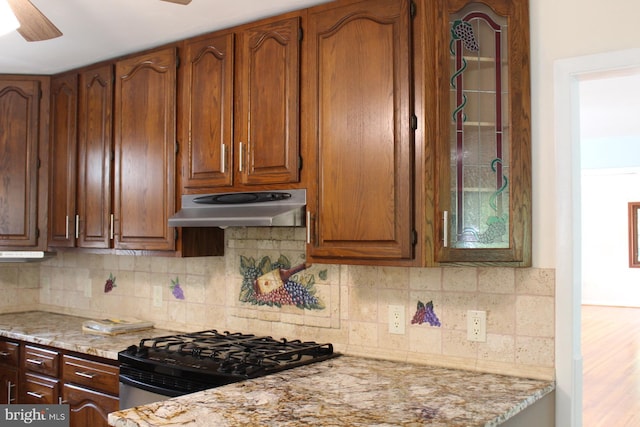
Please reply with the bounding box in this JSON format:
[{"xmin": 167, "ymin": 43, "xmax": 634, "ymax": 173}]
[
  {"xmin": 62, "ymin": 355, "xmax": 119, "ymax": 395},
  {"xmin": 0, "ymin": 340, "xmax": 19, "ymax": 367},
  {"xmin": 23, "ymin": 345, "xmax": 59, "ymax": 377},
  {"xmin": 23, "ymin": 373, "xmax": 59, "ymax": 404}
]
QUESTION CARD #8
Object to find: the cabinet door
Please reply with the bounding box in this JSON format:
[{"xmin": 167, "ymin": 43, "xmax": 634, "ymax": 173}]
[
  {"xmin": 235, "ymin": 15, "xmax": 301, "ymax": 186},
  {"xmin": 114, "ymin": 48, "xmax": 177, "ymax": 251},
  {"xmin": 305, "ymin": 0, "xmax": 414, "ymax": 262},
  {"xmin": 0, "ymin": 79, "xmax": 42, "ymax": 248},
  {"xmin": 48, "ymin": 73, "xmax": 78, "ymax": 248},
  {"xmin": 63, "ymin": 383, "xmax": 118, "ymax": 427},
  {"xmin": 77, "ymin": 64, "xmax": 114, "ymax": 249},
  {"xmin": 180, "ymin": 32, "xmax": 234, "ymax": 191},
  {"xmin": 0, "ymin": 368, "xmax": 18, "ymax": 404},
  {"xmin": 433, "ymin": 0, "xmax": 531, "ymax": 265}
]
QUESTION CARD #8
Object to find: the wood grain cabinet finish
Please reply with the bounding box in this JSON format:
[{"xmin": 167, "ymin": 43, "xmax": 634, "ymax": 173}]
[
  {"xmin": 62, "ymin": 355, "xmax": 119, "ymax": 427},
  {"xmin": 0, "ymin": 340, "xmax": 19, "ymax": 404},
  {"xmin": 114, "ymin": 47, "xmax": 177, "ymax": 251},
  {"xmin": 63, "ymin": 383, "xmax": 118, "ymax": 427},
  {"xmin": 305, "ymin": 0, "xmax": 415, "ymax": 263},
  {"xmin": 180, "ymin": 32, "xmax": 235, "ymax": 190},
  {"xmin": 431, "ymin": 0, "xmax": 531, "ymax": 266},
  {"xmin": 0, "ymin": 77, "xmax": 47, "ymax": 249},
  {"xmin": 235, "ymin": 15, "xmax": 302, "ymax": 186},
  {"xmin": 76, "ymin": 64, "xmax": 114, "ymax": 249},
  {"xmin": 48, "ymin": 73, "xmax": 78, "ymax": 248}
]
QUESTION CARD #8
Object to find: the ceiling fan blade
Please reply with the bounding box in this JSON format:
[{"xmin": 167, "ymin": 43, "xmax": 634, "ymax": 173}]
[
  {"xmin": 7, "ymin": 0, "xmax": 62, "ymax": 42},
  {"xmin": 160, "ymin": 0, "xmax": 192, "ymax": 4}
]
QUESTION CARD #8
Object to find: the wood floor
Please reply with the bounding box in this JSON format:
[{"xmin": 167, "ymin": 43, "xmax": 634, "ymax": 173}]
[{"xmin": 582, "ymin": 305, "xmax": 640, "ymax": 427}]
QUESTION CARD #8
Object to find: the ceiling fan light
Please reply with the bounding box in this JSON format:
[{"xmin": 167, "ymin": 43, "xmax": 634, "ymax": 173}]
[{"xmin": 0, "ymin": 0, "xmax": 19, "ymax": 37}]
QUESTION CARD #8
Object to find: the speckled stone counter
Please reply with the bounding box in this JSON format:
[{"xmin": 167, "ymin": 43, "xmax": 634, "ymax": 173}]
[
  {"xmin": 108, "ymin": 355, "xmax": 555, "ymax": 427},
  {"xmin": 0, "ymin": 311, "xmax": 178, "ymax": 359}
]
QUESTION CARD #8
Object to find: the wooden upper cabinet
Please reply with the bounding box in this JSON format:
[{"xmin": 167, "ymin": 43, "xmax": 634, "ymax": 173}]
[
  {"xmin": 48, "ymin": 73, "xmax": 78, "ymax": 248},
  {"xmin": 432, "ymin": 0, "xmax": 531, "ymax": 265},
  {"xmin": 114, "ymin": 47, "xmax": 177, "ymax": 251},
  {"xmin": 0, "ymin": 78, "xmax": 46, "ymax": 249},
  {"xmin": 305, "ymin": 0, "xmax": 415, "ymax": 263},
  {"xmin": 180, "ymin": 32, "xmax": 235, "ymax": 190},
  {"xmin": 77, "ymin": 64, "xmax": 114, "ymax": 249},
  {"xmin": 235, "ymin": 15, "xmax": 302, "ymax": 186}
]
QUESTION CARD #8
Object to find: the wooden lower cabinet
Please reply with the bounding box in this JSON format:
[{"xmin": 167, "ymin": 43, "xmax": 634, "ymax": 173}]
[
  {"xmin": 0, "ymin": 368, "xmax": 18, "ymax": 404},
  {"xmin": 8, "ymin": 341, "xmax": 119, "ymax": 427},
  {"xmin": 63, "ymin": 383, "xmax": 119, "ymax": 427}
]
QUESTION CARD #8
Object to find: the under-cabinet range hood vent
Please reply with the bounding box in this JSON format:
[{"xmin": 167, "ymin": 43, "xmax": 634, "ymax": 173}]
[
  {"xmin": 0, "ymin": 251, "xmax": 55, "ymax": 263},
  {"xmin": 169, "ymin": 189, "xmax": 306, "ymax": 228}
]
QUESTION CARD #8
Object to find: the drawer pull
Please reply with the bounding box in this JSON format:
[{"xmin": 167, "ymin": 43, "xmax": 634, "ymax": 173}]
[
  {"xmin": 74, "ymin": 371, "xmax": 96, "ymax": 379},
  {"xmin": 27, "ymin": 391, "xmax": 44, "ymax": 399},
  {"xmin": 0, "ymin": 351, "xmax": 10, "ymax": 357},
  {"xmin": 26, "ymin": 358, "xmax": 44, "ymax": 366}
]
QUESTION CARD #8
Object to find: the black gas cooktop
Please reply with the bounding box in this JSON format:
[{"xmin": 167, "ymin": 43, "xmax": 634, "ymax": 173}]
[{"xmin": 118, "ymin": 330, "xmax": 338, "ymax": 397}]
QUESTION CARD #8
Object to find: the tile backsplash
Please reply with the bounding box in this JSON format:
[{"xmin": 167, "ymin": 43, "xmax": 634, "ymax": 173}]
[{"xmin": 1, "ymin": 227, "xmax": 554, "ymax": 380}]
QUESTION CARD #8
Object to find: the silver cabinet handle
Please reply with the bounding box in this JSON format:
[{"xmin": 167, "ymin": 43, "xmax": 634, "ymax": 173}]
[
  {"xmin": 306, "ymin": 211, "xmax": 311, "ymax": 244},
  {"xmin": 443, "ymin": 211, "xmax": 448, "ymax": 248},
  {"xmin": 0, "ymin": 351, "xmax": 10, "ymax": 357},
  {"xmin": 238, "ymin": 142, "xmax": 244, "ymax": 172},
  {"xmin": 65, "ymin": 215, "xmax": 69, "ymax": 239},
  {"xmin": 26, "ymin": 358, "xmax": 44, "ymax": 366},
  {"xmin": 74, "ymin": 371, "xmax": 95, "ymax": 379},
  {"xmin": 110, "ymin": 214, "xmax": 114, "ymax": 240},
  {"xmin": 7, "ymin": 381, "xmax": 14, "ymax": 404},
  {"xmin": 75, "ymin": 214, "xmax": 80, "ymax": 239},
  {"xmin": 27, "ymin": 391, "xmax": 44, "ymax": 399},
  {"xmin": 220, "ymin": 144, "xmax": 226, "ymax": 173}
]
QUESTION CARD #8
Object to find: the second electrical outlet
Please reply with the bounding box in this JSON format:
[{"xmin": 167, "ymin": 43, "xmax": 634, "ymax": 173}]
[
  {"xmin": 467, "ymin": 310, "xmax": 487, "ymax": 342},
  {"xmin": 388, "ymin": 305, "xmax": 405, "ymax": 334}
]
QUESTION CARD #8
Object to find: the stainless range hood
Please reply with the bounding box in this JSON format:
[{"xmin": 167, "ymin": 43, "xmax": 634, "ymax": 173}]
[
  {"xmin": 169, "ymin": 189, "xmax": 306, "ymax": 228},
  {"xmin": 0, "ymin": 251, "xmax": 55, "ymax": 263}
]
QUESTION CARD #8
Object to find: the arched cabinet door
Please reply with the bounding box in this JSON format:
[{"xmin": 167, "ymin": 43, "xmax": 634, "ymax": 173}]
[
  {"xmin": 0, "ymin": 78, "xmax": 46, "ymax": 250},
  {"xmin": 114, "ymin": 47, "xmax": 177, "ymax": 251},
  {"xmin": 305, "ymin": 0, "xmax": 416, "ymax": 264},
  {"xmin": 434, "ymin": 0, "xmax": 532, "ymax": 266}
]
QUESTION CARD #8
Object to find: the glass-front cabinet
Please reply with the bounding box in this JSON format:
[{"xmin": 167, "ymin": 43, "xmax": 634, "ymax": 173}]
[{"xmin": 434, "ymin": 0, "xmax": 531, "ymax": 265}]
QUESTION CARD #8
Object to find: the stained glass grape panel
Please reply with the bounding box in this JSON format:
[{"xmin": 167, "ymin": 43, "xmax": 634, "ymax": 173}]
[{"xmin": 448, "ymin": 4, "xmax": 509, "ymax": 249}]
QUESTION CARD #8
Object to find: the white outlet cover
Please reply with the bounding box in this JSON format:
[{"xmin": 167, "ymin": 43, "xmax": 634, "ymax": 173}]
[
  {"xmin": 467, "ymin": 310, "xmax": 487, "ymax": 342},
  {"xmin": 388, "ymin": 305, "xmax": 406, "ymax": 335}
]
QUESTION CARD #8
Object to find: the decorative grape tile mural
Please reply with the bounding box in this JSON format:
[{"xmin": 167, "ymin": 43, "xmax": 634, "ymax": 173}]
[
  {"xmin": 104, "ymin": 273, "xmax": 116, "ymax": 293},
  {"xmin": 239, "ymin": 255, "xmax": 325, "ymax": 310},
  {"xmin": 171, "ymin": 277, "xmax": 185, "ymax": 300},
  {"xmin": 411, "ymin": 300, "xmax": 441, "ymax": 327}
]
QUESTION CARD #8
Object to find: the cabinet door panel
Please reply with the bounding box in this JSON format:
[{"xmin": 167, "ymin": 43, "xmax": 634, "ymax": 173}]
[
  {"xmin": 434, "ymin": 0, "xmax": 531, "ymax": 265},
  {"xmin": 181, "ymin": 32, "xmax": 234, "ymax": 190},
  {"xmin": 236, "ymin": 16, "xmax": 301, "ymax": 185},
  {"xmin": 306, "ymin": 0, "xmax": 414, "ymax": 261},
  {"xmin": 0, "ymin": 80, "xmax": 41, "ymax": 247},
  {"xmin": 48, "ymin": 73, "xmax": 78, "ymax": 248},
  {"xmin": 77, "ymin": 64, "xmax": 114, "ymax": 249},
  {"xmin": 114, "ymin": 48, "xmax": 176, "ymax": 251},
  {"xmin": 0, "ymin": 368, "xmax": 18, "ymax": 404},
  {"xmin": 63, "ymin": 383, "xmax": 118, "ymax": 427}
]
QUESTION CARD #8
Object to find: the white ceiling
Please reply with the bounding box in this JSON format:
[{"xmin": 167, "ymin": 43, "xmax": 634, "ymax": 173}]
[{"xmin": 0, "ymin": 0, "xmax": 331, "ymax": 75}]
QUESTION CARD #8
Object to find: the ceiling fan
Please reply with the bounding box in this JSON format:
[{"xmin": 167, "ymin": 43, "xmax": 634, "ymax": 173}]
[{"xmin": 6, "ymin": 0, "xmax": 192, "ymax": 42}]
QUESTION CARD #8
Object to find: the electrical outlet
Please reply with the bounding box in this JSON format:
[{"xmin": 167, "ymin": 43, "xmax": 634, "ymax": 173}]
[
  {"xmin": 84, "ymin": 281, "xmax": 92, "ymax": 298},
  {"xmin": 388, "ymin": 305, "xmax": 405, "ymax": 334},
  {"xmin": 153, "ymin": 285, "xmax": 163, "ymax": 307},
  {"xmin": 467, "ymin": 310, "xmax": 487, "ymax": 342}
]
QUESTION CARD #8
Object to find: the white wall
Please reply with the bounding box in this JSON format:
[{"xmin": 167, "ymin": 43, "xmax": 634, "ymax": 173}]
[
  {"xmin": 581, "ymin": 170, "xmax": 640, "ymax": 306},
  {"xmin": 530, "ymin": 0, "xmax": 640, "ymax": 269}
]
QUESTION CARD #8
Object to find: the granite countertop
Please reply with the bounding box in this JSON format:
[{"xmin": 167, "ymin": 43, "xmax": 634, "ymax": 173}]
[
  {"xmin": 0, "ymin": 311, "xmax": 178, "ymax": 360},
  {"xmin": 0, "ymin": 311, "xmax": 555, "ymax": 426},
  {"xmin": 109, "ymin": 355, "xmax": 554, "ymax": 427}
]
